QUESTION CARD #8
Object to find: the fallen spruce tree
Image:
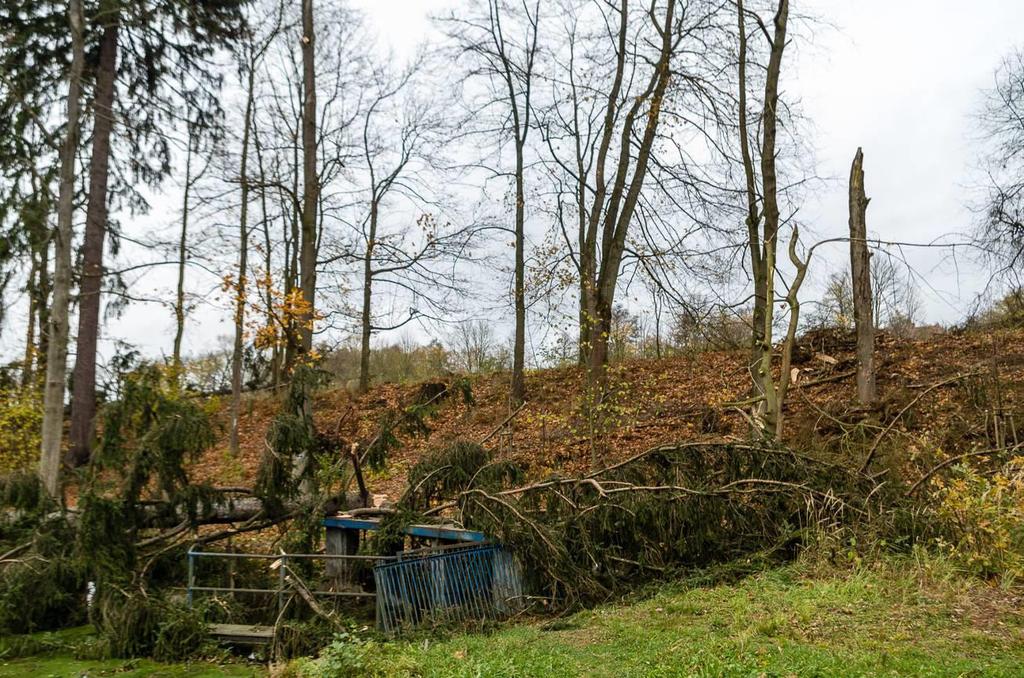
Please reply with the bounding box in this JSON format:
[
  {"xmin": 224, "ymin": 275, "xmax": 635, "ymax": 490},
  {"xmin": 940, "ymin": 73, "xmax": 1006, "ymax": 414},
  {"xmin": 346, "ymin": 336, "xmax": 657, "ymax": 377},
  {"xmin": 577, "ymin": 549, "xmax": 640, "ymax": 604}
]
[
  {"xmin": 0, "ymin": 365, "xmax": 336, "ymax": 652},
  {"xmin": 0, "ymin": 364, "xmax": 471, "ymax": 653},
  {"xmin": 3, "ymin": 361, "xmax": 1018, "ymax": 651},
  {"xmin": 385, "ymin": 439, "xmax": 897, "ymax": 610}
]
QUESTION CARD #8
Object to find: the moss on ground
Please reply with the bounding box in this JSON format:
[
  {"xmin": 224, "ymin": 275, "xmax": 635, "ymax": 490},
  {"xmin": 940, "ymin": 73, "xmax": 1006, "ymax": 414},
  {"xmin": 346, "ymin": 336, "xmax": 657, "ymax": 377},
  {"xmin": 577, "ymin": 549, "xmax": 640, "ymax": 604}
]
[{"xmin": 0, "ymin": 625, "xmax": 264, "ymax": 678}]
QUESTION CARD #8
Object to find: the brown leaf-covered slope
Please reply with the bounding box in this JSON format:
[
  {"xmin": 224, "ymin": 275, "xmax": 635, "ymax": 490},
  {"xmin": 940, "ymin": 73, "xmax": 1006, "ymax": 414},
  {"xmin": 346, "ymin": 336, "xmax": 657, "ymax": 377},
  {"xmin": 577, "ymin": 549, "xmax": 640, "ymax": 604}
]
[{"xmin": 189, "ymin": 327, "xmax": 1024, "ymax": 501}]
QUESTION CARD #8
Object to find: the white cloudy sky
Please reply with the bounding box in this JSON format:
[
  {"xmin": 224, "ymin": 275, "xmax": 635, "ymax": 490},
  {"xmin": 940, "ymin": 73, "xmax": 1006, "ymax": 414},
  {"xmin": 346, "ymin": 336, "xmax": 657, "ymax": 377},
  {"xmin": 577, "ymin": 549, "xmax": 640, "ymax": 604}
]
[{"xmin": 2, "ymin": 0, "xmax": 1022, "ymax": 365}]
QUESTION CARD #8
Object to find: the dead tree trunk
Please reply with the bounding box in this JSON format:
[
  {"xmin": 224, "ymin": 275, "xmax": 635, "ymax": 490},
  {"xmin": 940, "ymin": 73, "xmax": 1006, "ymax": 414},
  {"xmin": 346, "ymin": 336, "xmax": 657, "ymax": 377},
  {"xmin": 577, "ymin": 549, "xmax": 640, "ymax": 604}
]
[
  {"xmin": 40, "ymin": 0, "xmax": 85, "ymax": 495},
  {"xmin": 848, "ymin": 147, "xmax": 875, "ymax": 405},
  {"xmin": 68, "ymin": 7, "xmax": 119, "ymax": 468}
]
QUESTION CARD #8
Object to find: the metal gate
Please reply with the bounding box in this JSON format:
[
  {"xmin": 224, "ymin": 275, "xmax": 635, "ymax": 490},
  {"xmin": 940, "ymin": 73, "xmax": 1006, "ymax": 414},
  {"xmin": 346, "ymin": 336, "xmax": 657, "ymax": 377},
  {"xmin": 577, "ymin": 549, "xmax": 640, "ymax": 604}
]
[{"xmin": 373, "ymin": 543, "xmax": 523, "ymax": 633}]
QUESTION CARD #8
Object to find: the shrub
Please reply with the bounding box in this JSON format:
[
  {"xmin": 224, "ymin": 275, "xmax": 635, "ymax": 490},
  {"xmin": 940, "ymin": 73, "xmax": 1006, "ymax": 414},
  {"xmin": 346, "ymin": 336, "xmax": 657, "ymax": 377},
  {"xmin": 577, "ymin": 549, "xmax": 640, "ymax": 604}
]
[
  {"xmin": 0, "ymin": 387, "xmax": 42, "ymax": 473},
  {"xmin": 291, "ymin": 633, "xmax": 417, "ymax": 678},
  {"xmin": 93, "ymin": 589, "xmax": 211, "ymax": 661},
  {"xmin": 931, "ymin": 456, "xmax": 1024, "ymax": 580}
]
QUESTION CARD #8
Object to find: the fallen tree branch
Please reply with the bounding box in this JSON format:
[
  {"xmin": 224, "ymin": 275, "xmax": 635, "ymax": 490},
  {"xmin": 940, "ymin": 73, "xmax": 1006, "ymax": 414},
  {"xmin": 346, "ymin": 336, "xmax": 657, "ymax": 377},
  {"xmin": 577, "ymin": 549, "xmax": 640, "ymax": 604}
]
[
  {"xmin": 861, "ymin": 371, "xmax": 981, "ymax": 473},
  {"xmin": 0, "ymin": 541, "xmax": 32, "ymax": 564},
  {"xmin": 282, "ymin": 563, "xmax": 344, "ymax": 632},
  {"xmin": 793, "ymin": 369, "xmax": 856, "ymax": 389},
  {"xmin": 480, "ymin": 402, "xmax": 527, "ymax": 444}
]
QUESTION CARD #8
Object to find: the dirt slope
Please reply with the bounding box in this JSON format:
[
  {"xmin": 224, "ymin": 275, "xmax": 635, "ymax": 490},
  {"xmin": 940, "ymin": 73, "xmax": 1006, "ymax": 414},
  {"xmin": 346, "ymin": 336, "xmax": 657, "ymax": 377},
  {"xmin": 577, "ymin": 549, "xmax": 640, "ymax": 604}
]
[{"xmin": 190, "ymin": 327, "xmax": 1024, "ymax": 502}]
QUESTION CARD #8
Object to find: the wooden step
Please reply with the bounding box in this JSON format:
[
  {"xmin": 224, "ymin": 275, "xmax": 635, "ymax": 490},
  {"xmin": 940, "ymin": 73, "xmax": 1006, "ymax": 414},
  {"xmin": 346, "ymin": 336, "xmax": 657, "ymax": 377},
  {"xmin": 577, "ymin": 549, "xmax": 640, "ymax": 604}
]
[{"xmin": 208, "ymin": 623, "xmax": 275, "ymax": 645}]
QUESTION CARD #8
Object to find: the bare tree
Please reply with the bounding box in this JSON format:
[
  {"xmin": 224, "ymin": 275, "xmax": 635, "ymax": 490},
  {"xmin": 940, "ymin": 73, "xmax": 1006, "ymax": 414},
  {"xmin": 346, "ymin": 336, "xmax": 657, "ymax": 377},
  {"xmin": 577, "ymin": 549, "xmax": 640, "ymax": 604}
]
[
  {"xmin": 976, "ymin": 49, "xmax": 1024, "ymax": 275},
  {"xmin": 443, "ymin": 0, "xmax": 540, "ymax": 406},
  {"xmin": 450, "ymin": 319, "xmax": 501, "ymax": 373},
  {"xmin": 809, "ymin": 271, "xmax": 854, "ymax": 330},
  {"xmin": 565, "ymin": 0, "xmax": 682, "ymax": 383},
  {"xmin": 170, "ymin": 115, "xmax": 215, "ymax": 373},
  {"xmin": 39, "ymin": 0, "xmax": 85, "ymax": 497},
  {"xmin": 250, "ymin": 1, "xmax": 365, "ymax": 376},
  {"xmin": 227, "ymin": 7, "xmax": 282, "ymax": 456},
  {"xmin": 350, "ymin": 58, "xmax": 462, "ymax": 392},
  {"xmin": 738, "ymin": 0, "xmax": 808, "ymax": 438}
]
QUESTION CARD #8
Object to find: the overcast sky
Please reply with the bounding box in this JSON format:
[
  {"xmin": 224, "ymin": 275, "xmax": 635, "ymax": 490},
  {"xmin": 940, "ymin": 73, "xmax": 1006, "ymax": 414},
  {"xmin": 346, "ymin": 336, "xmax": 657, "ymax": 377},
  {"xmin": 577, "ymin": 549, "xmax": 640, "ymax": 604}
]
[
  {"xmin": 794, "ymin": 0, "xmax": 1020, "ymax": 319},
  {"xmin": 3, "ymin": 0, "xmax": 1022, "ymax": 366}
]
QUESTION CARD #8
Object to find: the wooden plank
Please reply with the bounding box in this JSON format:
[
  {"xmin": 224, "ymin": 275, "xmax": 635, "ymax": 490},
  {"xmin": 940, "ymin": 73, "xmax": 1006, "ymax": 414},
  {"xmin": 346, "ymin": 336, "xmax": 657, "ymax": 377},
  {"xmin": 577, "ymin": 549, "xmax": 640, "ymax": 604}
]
[{"xmin": 208, "ymin": 623, "xmax": 274, "ymax": 645}]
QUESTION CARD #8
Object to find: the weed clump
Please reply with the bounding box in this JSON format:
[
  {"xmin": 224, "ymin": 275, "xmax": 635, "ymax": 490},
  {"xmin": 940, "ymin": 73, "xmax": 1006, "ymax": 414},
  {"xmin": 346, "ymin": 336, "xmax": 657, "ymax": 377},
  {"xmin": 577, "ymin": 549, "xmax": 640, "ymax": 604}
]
[{"xmin": 0, "ymin": 515, "xmax": 87, "ymax": 634}]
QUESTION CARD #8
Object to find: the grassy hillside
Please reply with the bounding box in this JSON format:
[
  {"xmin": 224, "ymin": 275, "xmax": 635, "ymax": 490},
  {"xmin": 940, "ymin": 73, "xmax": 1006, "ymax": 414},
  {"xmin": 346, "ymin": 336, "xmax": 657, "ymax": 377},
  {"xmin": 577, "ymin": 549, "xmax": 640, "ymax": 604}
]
[
  {"xmin": 290, "ymin": 556, "xmax": 1024, "ymax": 678},
  {"xmin": 3, "ymin": 555, "xmax": 1019, "ymax": 678}
]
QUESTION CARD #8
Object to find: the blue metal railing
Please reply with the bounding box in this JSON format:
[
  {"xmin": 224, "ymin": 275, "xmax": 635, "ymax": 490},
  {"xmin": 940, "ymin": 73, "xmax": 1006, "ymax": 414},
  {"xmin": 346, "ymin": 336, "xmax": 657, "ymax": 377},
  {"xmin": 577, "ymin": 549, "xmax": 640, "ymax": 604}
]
[
  {"xmin": 186, "ymin": 548, "xmax": 389, "ymax": 617},
  {"xmin": 373, "ymin": 543, "xmax": 523, "ymax": 633}
]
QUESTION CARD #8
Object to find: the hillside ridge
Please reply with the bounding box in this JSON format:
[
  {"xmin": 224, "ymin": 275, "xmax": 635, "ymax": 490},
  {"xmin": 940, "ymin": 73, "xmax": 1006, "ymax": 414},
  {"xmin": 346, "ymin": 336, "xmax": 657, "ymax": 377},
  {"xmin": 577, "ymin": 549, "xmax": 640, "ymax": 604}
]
[{"xmin": 192, "ymin": 327, "xmax": 1024, "ymax": 503}]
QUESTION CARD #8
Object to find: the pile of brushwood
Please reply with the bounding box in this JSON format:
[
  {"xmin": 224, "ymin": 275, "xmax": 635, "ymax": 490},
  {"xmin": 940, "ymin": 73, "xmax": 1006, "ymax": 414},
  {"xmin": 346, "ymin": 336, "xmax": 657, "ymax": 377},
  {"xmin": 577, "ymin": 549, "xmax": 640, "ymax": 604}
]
[{"xmin": 390, "ymin": 439, "xmax": 906, "ymax": 609}]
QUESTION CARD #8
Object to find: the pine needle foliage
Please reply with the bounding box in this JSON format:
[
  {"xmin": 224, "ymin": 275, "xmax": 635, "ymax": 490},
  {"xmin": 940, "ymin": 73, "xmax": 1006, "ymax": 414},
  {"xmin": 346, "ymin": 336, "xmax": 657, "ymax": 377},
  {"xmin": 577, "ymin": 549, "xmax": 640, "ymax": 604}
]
[
  {"xmin": 256, "ymin": 364, "xmax": 325, "ymax": 511},
  {"xmin": 404, "ymin": 440, "xmax": 524, "ymax": 509},
  {"xmin": 417, "ymin": 442, "xmax": 878, "ymax": 610},
  {"xmin": 94, "ymin": 365, "xmax": 217, "ymax": 510},
  {"xmin": 0, "ymin": 469, "xmax": 48, "ymax": 513},
  {"xmin": 0, "ymin": 515, "xmax": 86, "ymax": 634}
]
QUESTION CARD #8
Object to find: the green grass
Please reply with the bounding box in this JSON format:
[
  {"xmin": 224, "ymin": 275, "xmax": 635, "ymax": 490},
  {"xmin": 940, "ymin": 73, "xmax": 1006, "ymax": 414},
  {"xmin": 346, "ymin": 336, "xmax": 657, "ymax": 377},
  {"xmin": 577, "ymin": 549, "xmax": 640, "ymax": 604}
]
[
  {"xmin": 297, "ymin": 556, "xmax": 1024, "ymax": 677},
  {"xmin": 0, "ymin": 657, "xmax": 263, "ymax": 678},
  {"xmin": 6, "ymin": 557, "xmax": 1023, "ymax": 677},
  {"xmin": 0, "ymin": 626, "xmax": 265, "ymax": 678}
]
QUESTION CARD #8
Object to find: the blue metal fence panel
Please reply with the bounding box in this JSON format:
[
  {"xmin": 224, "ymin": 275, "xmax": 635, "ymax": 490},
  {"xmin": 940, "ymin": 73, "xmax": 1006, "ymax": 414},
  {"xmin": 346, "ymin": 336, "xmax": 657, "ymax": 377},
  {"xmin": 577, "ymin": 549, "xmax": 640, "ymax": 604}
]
[{"xmin": 373, "ymin": 544, "xmax": 523, "ymax": 633}]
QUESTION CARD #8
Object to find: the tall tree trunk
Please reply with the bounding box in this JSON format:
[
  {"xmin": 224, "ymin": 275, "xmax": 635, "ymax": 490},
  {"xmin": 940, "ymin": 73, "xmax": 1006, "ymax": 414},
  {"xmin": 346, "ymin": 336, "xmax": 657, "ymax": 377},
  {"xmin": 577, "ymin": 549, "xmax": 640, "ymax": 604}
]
[
  {"xmin": 749, "ymin": 0, "xmax": 789, "ymax": 438},
  {"xmin": 298, "ymin": 0, "xmax": 318, "ymax": 356},
  {"xmin": 36, "ymin": 237, "xmax": 51, "ymax": 377},
  {"xmin": 230, "ymin": 66, "xmax": 256, "ymax": 457},
  {"xmin": 848, "ymin": 147, "xmax": 875, "ymax": 405},
  {"xmin": 172, "ymin": 123, "xmax": 194, "ymax": 374},
  {"xmin": 40, "ymin": 0, "xmax": 85, "ymax": 496},
  {"xmin": 575, "ymin": 0, "xmax": 627, "ymax": 371},
  {"xmin": 67, "ymin": 7, "xmax": 119, "ymax": 468},
  {"xmin": 283, "ymin": 192, "xmax": 298, "ymax": 372},
  {"xmin": 511, "ymin": 141, "xmax": 526, "ymax": 405},
  {"xmin": 293, "ymin": 0, "xmax": 318, "ymax": 495},
  {"xmin": 357, "ymin": 202, "xmax": 376, "ymax": 393},
  {"xmin": 578, "ymin": 281, "xmax": 591, "ymax": 366},
  {"xmin": 22, "ymin": 167, "xmax": 50, "ymax": 388},
  {"xmin": 737, "ymin": 0, "xmax": 766, "ymax": 397},
  {"xmin": 253, "ymin": 122, "xmax": 280, "ymax": 388}
]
